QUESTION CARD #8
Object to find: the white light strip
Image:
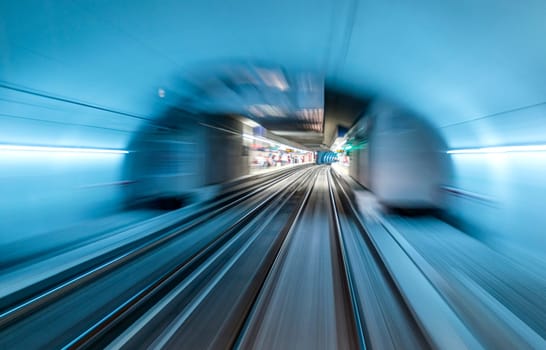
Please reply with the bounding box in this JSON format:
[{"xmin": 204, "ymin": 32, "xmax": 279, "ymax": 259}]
[
  {"xmin": 447, "ymin": 145, "xmax": 546, "ymax": 155},
  {"xmin": 0, "ymin": 144, "xmax": 129, "ymax": 154},
  {"xmin": 243, "ymin": 134, "xmax": 308, "ymax": 153}
]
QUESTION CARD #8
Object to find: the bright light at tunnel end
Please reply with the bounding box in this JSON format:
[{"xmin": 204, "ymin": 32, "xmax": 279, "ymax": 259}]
[
  {"xmin": 0, "ymin": 144, "xmax": 129, "ymax": 154},
  {"xmin": 447, "ymin": 144, "xmax": 546, "ymax": 155}
]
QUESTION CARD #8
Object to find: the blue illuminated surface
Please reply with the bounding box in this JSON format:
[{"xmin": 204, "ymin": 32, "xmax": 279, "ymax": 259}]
[
  {"xmin": 447, "ymin": 145, "xmax": 546, "ymax": 154},
  {"xmin": 0, "ymin": 144, "xmax": 129, "ymax": 154},
  {"xmin": 0, "ymin": 1, "xmax": 545, "ymax": 345}
]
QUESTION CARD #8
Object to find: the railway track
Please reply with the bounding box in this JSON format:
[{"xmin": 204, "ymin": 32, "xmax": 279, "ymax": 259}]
[{"xmin": 0, "ymin": 166, "xmax": 431, "ymax": 349}]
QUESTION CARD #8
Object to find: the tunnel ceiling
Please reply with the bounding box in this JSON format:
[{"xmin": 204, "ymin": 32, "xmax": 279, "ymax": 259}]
[
  {"xmin": 2, "ymin": 1, "xmax": 546, "ymax": 149},
  {"xmin": 177, "ymin": 63, "xmax": 329, "ymax": 149}
]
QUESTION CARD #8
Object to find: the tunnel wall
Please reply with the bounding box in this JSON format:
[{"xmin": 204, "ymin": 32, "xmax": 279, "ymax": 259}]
[
  {"xmin": 0, "ymin": 150, "xmax": 127, "ymax": 245},
  {"xmin": 441, "ymin": 104, "xmax": 546, "ymax": 264},
  {"xmin": 0, "ymin": 86, "xmax": 133, "ymax": 244},
  {"xmin": 0, "ymin": 85, "xmax": 249, "ymax": 243}
]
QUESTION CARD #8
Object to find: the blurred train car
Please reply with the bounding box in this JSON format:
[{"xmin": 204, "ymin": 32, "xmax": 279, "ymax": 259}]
[
  {"xmin": 349, "ymin": 102, "xmax": 451, "ymax": 210},
  {"xmin": 125, "ymin": 111, "xmax": 248, "ymax": 210}
]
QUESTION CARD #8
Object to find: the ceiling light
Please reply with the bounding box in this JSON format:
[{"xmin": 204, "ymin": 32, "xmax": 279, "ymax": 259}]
[
  {"xmin": 256, "ymin": 68, "xmax": 289, "ymax": 91},
  {"xmin": 241, "ymin": 118, "xmax": 260, "ymax": 128}
]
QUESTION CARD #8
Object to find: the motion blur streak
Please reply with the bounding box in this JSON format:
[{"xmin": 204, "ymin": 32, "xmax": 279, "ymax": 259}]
[
  {"xmin": 0, "ymin": 144, "xmax": 129, "ymax": 154},
  {"xmin": 1, "ymin": 1, "xmax": 546, "ymax": 349},
  {"xmin": 447, "ymin": 145, "xmax": 546, "ymax": 154}
]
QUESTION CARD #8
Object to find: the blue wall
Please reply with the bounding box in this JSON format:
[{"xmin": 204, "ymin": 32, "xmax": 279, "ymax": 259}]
[
  {"xmin": 0, "ymin": 87, "xmax": 132, "ymax": 243},
  {"xmin": 441, "ymin": 104, "xmax": 546, "ymax": 265}
]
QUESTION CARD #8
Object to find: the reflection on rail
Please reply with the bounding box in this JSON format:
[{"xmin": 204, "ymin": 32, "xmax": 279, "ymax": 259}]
[{"xmin": 0, "ymin": 165, "xmax": 544, "ymax": 349}]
